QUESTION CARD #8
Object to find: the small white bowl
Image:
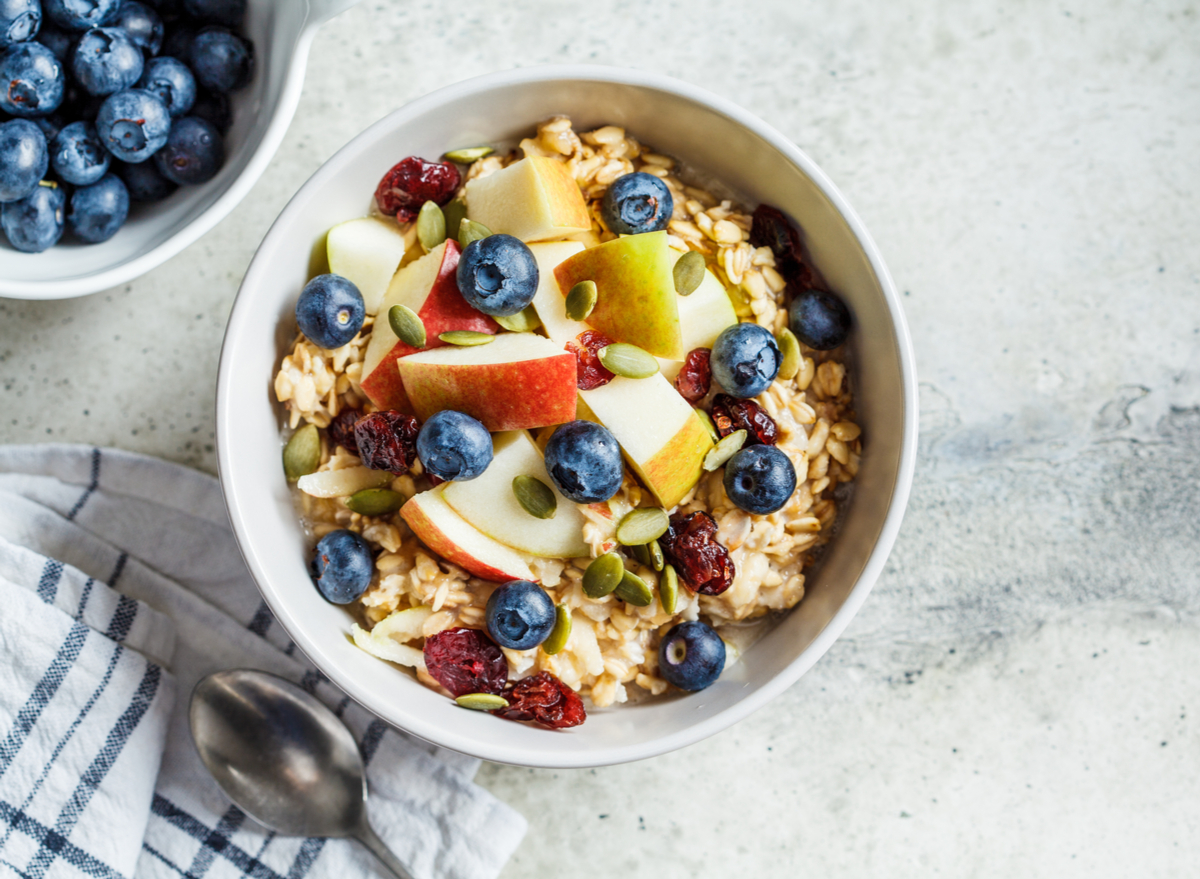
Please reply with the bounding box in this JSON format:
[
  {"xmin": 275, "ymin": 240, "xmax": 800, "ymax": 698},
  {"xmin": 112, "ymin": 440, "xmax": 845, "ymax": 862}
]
[
  {"xmin": 0, "ymin": 0, "xmax": 361, "ymax": 300},
  {"xmin": 217, "ymin": 65, "xmax": 918, "ymax": 768}
]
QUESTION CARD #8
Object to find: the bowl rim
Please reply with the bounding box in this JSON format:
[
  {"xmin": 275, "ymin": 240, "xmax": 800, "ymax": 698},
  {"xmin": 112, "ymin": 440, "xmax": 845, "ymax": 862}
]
[{"xmin": 216, "ymin": 63, "xmax": 919, "ymax": 767}]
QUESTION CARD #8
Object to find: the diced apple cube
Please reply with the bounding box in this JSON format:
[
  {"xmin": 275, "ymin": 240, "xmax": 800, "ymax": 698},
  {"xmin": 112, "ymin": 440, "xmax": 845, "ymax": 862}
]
[{"xmin": 464, "ymin": 157, "xmax": 592, "ymax": 243}]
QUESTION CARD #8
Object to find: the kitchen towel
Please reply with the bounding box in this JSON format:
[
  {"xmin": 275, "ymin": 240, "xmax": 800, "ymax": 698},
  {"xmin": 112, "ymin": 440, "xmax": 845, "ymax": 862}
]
[{"xmin": 0, "ymin": 444, "xmax": 526, "ymax": 879}]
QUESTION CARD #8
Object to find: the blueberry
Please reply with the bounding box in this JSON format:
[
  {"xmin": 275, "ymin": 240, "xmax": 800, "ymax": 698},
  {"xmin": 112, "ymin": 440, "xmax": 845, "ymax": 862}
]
[
  {"xmin": 710, "ymin": 323, "xmax": 781, "ymax": 398},
  {"xmin": 600, "ymin": 171, "xmax": 673, "ymax": 235},
  {"xmin": 136, "ymin": 55, "xmax": 194, "ymax": 116},
  {"xmin": 111, "ymin": 1, "xmax": 163, "ymax": 55},
  {"xmin": 294, "ymin": 273, "xmax": 365, "ymax": 349},
  {"xmin": 50, "ymin": 120, "xmax": 108, "ymax": 185},
  {"xmin": 542, "ymin": 420, "xmax": 624, "ymax": 504},
  {"xmin": 1, "ymin": 181, "xmax": 65, "ymax": 251},
  {"xmin": 35, "ymin": 23, "xmax": 75, "ymax": 62},
  {"xmin": 657, "ymin": 621, "xmax": 725, "ymax": 691},
  {"xmin": 0, "ymin": 118, "xmax": 47, "ymax": 201},
  {"xmin": 722, "ymin": 444, "xmax": 796, "ymax": 515},
  {"xmin": 115, "ymin": 156, "xmax": 175, "ymax": 201},
  {"xmin": 486, "ymin": 580, "xmax": 556, "ymax": 650},
  {"xmin": 789, "ymin": 288, "xmax": 851, "ymax": 351},
  {"xmin": 416, "ymin": 410, "xmax": 493, "ymax": 482},
  {"xmin": 309, "ymin": 529, "xmax": 373, "ymax": 605},
  {"xmin": 0, "ymin": 42, "xmax": 65, "ymax": 117},
  {"xmin": 182, "ymin": 0, "xmax": 245, "ymax": 28},
  {"xmin": 67, "ymin": 171, "xmax": 127, "ymax": 242},
  {"xmin": 158, "ymin": 22, "xmax": 194, "ymax": 61},
  {"xmin": 43, "ymin": 0, "xmax": 120, "ymax": 32},
  {"xmin": 188, "ymin": 26, "xmax": 251, "ymax": 93},
  {"xmin": 189, "ymin": 86, "xmax": 228, "ymax": 134},
  {"xmin": 153, "ymin": 115, "xmax": 220, "ymax": 184},
  {"xmin": 0, "ymin": 0, "xmax": 41, "ymax": 49},
  {"xmin": 95, "ymin": 87, "xmax": 169, "ymax": 161},
  {"xmin": 455, "ymin": 233, "xmax": 539, "ymax": 317},
  {"xmin": 71, "ymin": 27, "xmax": 144, "ymax": 95}
]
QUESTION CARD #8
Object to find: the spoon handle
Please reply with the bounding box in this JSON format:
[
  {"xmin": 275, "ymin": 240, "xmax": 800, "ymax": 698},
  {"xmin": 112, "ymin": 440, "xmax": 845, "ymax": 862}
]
[{"xmin": 353, "ymin": 820, "xmax": 415, "ymax": 879}]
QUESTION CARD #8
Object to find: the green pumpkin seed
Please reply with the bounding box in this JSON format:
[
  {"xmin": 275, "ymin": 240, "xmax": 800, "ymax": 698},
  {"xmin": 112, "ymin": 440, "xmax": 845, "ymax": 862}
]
[
  {"xmin": 598, "ymin": 343, "xmax": 658, "ymax": 379},
  {"xmin": 542, "ymin": 605, "xmax": 572, "ymax": 655},
  {"xmin": 673, "ymin": 250, "xmax": 706, "ymax": 296},
  {"xmin": 388, "ymin": 303, "xmax": 426, "ymax": 348},
  {"xmin": 438, "ymin": 330, "xmax": 494, "ymax": 346},
  {"xmin": 458, "ymin": 219, "xmax": 492, "ymax": 248},
  {"xmin": 703, "ymin": 429, "xmax": 747, "ymax": 471},
  {"xmin": 615, "ymin": 568, "xmax": 653, "ymax": 607},
  {"xmin": 696, "ymin": 409, "xmax": 720, "ymax": 443},
  {"xmin": 444, "ymin": 145, "xmax": 494, "ymax": 163},
  {"xmin": 616, "ymin": 507, "xmax": 669, "ymax": 546},
  {"xmin": 282, "ymin": 423, "xmax": 320, "ymax": 481},
  {"xmin": 776, "ymin": 327, "xmax": 801, "ymax": 381},
  {"xmin": 442, "ymin": 200, "xmax": 467, "ymax": 243},
  {"xmin": 582, "ymin": 551, "xmax": 624, "ymax": 598},
  {"xmin": 416, "ymin": 200, "xmax": 446, "ymax": 252},
  {"xmin": 648, "ymin": 538, "xmax": 664, "ymax": 571},
  {"xmin": 38, "ymin": 179, "xmax": 58, "ymax": 189},
  {"xmin": 629, "ymin": 542, "xmax": 651, "ymax": 567},
  {"xmin": 494, "ymin": 305, "xmax": 542, "ymax": 332},
  {"xmin": 660, "ymin": 564, "xmax": 679, "ymax": 613},
  {"xmin": 565, "ymin": 280, "xmax": 597, "ymax": 321},
  {"xmin": 346, "ymin": 488, "xmax": 405, "ymax": 516},
  {"xmin": 455, "ymin": 693, "xmax": 509, "ymax": 711},
  {"xmin": 512, "ymin": 475, "xmax": 557, "ymax": 519}
]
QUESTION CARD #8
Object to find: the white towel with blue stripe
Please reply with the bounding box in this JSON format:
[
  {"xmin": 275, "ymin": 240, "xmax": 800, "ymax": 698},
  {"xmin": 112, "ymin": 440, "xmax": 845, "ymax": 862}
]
[{"xmin": 0, "ymin": 445, "xmax": 526, "ymax": 879}]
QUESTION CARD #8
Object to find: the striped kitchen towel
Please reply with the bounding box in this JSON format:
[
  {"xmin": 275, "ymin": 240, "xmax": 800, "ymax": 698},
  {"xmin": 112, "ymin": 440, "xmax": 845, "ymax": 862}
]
[{"xmin": 0, "ymin": 445, "xmax": 526, "ymax": 879}]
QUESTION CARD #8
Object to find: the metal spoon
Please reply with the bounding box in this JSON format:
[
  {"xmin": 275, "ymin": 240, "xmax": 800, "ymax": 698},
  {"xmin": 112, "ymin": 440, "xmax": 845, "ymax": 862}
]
[{"xmin": 189, "ymin": 668, "xmax": 412, "ymax": 879}]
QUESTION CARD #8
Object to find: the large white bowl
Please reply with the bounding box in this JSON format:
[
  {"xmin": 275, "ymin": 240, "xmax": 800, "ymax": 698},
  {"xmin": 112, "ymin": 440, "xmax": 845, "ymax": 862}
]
[
  {"xmin": 0, "ymin": 0, "xmax": 361, "ymax": 300},
  {"xmin": 216, "ymin": 65, "xmax": 918, "ymax": 768}
]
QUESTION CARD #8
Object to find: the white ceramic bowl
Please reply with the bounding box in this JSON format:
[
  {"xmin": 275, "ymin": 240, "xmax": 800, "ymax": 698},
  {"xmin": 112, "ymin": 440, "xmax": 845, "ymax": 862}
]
[
  {"xmin": 217, "ymin": 65, "xmax": 918, "ymax": 768},
  {"xmin": 0, "ymin": 0, "xmax": 361, "ymax": 300}
]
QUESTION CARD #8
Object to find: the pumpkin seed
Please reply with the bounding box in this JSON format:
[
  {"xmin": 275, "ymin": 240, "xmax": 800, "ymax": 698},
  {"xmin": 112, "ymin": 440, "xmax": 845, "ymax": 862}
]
[
  {"xmin": 598, "ymin": 343, "xmax": 658, "ymax": 379},
  {"xmin": 648, "ymin": 538, "xmax": 664, "ymax": 572},
  {"xmin": 582, "ymin": 551, "xmax": 624, "ymax": 598},
  {"xmin": 629, "ymin": 542, "xmax": 651, "ymax": 567},
  {"xmin": 442, "ymin": 200, "xmax": 467, "ymax": 243},
  {"xmin": 416, "ymin": 200, "xmax": 446, "ymax": 252},
  {"xmin": 494, "ymin": 304, "xmax": 542, "ymax": 333},
  {"xmin": 282, "ymin": 423, "xmax": 320, "ymax": 481},
  {"xmin": 703, "ymin": 429, "xmax": 747, "ymax": 471},
  {"xmin": 673, "ymin": 250, "xmax": 706, "ymax": 296},
  {"xmin": 455, "ymin": 693, "xmax": 509, "ymax": 711},
  {"xmin": 615, "ymin": 568, "xmax": 653, "ymax": 607},
  {"xmin": 776, "ymin": 327, "xmax": 801, "ymax": 380},
  {"xmin": 512, "ymin": 475, "xmax": 556, "ymax": 519},
  {"xmin": 541, "ymin": 604, "xmax": 571, "ymax": 655},
  {"xmin": 696, "ymin": 409, "xmax": 720, "ymax": 443},
  {"xmin": 458, "ymin": 219, "xmax": 492, "ymax": 248},
  {"xmin": 565, "ymin": 280, "xmax": 597, "ymax": 321},
  {"xmin": 388, "ymin": 303, "xmax": 426, "ymax": 348},
  {"xmin": 616, "ymin": 507, "xmax": 669, "ymax": 546},
  {"xmin": 345, "ymin": 488, "xmax": 405, "ymax": 516},
  {"xmin": 444, "ymin": 145, "xmax": 494, "ymax": 164},
  {"xmin": 660, "ymin": 564, "xmax": 679, "ymax": 614},
  {"xmin": 438, "ymin": 330, "xmax": 494, "ymax": 346}
]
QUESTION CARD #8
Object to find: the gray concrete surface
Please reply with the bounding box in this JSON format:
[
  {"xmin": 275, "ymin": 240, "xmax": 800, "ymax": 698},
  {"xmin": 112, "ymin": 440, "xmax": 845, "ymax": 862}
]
[{"xmin": 2, "ymin": 1, "xmax": 1197, "ymax": 875}]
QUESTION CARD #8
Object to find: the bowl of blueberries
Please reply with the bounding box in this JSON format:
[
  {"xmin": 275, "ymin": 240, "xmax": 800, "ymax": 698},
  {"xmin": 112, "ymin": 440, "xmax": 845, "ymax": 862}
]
[{"xmin": 0, "ymin": 0, "xmax": 360, "ymax": 299}]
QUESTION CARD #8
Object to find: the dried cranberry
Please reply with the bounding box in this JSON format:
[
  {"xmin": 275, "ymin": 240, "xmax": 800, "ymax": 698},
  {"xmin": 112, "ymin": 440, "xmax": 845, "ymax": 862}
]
[
  {"xmin": 491, "ymin": 671, "xmax": 586, "ymax": 729},
  {"xmin": 675, "ymin": 347, "xmax": 712, "ymax": 404},
  {"xmin": 565, "ymin": 330, "xmax": 616, "ymax": 391},
  {"xmin": 660, "ymin": 512, "xmax": 735, "ymax": 596},
  {"xmin": 709, "ymin": 394, "xmax": 778, "ymax": 446},
  {"xmin": 423, "ymin": 627, "xmax": 508, "ymax": 697},
  {"xmin": 374, "ymin": 157, "xmax": 461, "ymax": 222},
  {"xmin": 749, "ymin": 204, "xmax": 821, "ymax": 292},
  {"xmin": 353, "ymin": 411, "xmax": 420, "ymax": 473},
  {"xmin": 327, "ymin": 408, "xmax": 362, "ymax": 456}
]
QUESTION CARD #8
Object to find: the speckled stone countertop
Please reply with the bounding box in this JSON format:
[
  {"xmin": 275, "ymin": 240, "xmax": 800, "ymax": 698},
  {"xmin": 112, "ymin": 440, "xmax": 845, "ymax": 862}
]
[{"xmin": 2, "ymin": 2, "xmax": 1197, "ymax": 875}]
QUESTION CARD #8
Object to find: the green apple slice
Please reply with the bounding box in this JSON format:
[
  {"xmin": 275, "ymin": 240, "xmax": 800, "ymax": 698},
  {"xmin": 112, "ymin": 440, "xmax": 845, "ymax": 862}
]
[
  {"xmin": 326, "ymin": 216, "xmax": 408, "ymax": 315},
  {"xmin": 658, "ymin": 248, "xmax": 739, "ymax": 381},
  {"xmin": 463, "ymin": 157, "xmax": 593, "ymax": 242}
]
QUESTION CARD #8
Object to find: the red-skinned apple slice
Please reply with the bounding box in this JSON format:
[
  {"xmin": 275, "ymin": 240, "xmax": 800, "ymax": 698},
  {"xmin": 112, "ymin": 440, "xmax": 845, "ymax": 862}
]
[
  {"xmin": 400, "ymin": 486, "xmax": 537, "ymax": 582},
  {"xmin": 360, "ymin": 239, "xmax": 498, "ymax": 411}
]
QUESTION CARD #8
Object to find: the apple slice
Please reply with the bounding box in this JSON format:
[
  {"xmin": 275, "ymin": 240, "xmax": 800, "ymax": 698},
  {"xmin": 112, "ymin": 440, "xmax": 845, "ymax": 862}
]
[
  {"xmin": 326, "ymin": 216, "xmax": 408, "ymax": 315},
  {"xmin": 578, "ymin": 373, "xmax": 713, "ymax": 509},
  {"xmin": 528, "ymin": 240, "xmax": 588, "ymax": 345},
  {"xmin": 360, "ymin": 239, "xmax": 498, "ymax": 411},
  {"xmin": 464, "ymin": 157, "xmax": 592, "ymax": 242},
  {"xmin": 397, "ymin": 332, "xmax": 577, "ymax": 431},
  {"xmin": 658, "ymin": 248, "xmax": 739, "ymax": 381},
  {"xmin": 400, "ymin": 486, "xmax": 537, "ymax": 582},
  {"xmin": 553, "ymin": 230, "xmax": 685, "ymax": 360},
  {"xmin": 442, "ymin": 430, "xmax": 590, "ymax": 559},
  {"xmin": 296, "ymin": 466, "xmax": 392, "ymax": 498}
]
